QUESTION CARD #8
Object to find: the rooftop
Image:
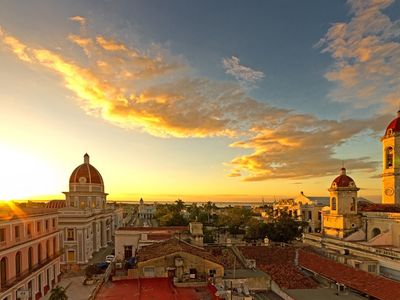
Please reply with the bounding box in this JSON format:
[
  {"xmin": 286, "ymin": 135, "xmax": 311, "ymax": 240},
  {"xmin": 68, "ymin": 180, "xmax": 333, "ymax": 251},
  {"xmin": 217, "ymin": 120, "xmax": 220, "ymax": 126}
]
[
  {"xmin": 0, "ymin": 203, "xmax": 58, "ymax": 221},
  {"xmin": 136, "ymin": 238, "xmax": 224, "ymax": 267},
  {"xmin": 96, "ymin": 278, "xmax": 216, "ymax": 300},
  {"xmin": 299, "ymin": 249, "xmax": 400, "ymax": 300},
  {"xmin": 239, "ymin": 246, "xmax": 317, "ymax": 289}
]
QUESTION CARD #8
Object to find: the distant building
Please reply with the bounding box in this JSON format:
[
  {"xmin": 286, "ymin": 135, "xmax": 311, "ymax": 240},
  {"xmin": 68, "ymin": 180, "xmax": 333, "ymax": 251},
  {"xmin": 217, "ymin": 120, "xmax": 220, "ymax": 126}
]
[
  {"xmin": 47, "ymin": 153, "xmax": 123, "ymax": 267},
  {"xmin": 114, "ymin": 226, "xmax": 188, "ymax": 260},
  {"xmin": 273, "ymin": 192, "xmax": 329, "ymax": 233},
  {"xmin": 0, "ymin": 205, "xmax": 62, "ymax": 300}
]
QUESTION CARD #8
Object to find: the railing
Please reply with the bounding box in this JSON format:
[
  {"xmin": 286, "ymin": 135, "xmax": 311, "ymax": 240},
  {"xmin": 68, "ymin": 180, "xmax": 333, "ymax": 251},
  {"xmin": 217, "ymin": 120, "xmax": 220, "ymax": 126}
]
[{"xmin": 0, "ymin": 251, "xmax": 63, "ymax": 292}]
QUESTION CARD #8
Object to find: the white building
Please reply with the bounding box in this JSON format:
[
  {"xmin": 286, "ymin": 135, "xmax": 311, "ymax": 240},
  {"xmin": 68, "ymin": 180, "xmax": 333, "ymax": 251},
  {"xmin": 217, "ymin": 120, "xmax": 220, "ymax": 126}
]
[{"xmin": 47, "ymin": 153, "xmax": 123, "ymax": 267}]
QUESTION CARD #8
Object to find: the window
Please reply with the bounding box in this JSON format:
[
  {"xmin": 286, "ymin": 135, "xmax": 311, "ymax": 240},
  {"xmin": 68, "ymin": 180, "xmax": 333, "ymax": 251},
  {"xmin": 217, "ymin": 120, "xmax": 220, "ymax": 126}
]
[
  {"xmin": 368, "ymin": 265, "xmax": 377, "ymax": 273},
  {"xmin": 0, "ymin": 228, "xmax": 5, "ymax": 242},
  {"xmin": 331, "ymin": 197, "xmax": 337, "ymax": 210},
  {"xmin": 308, "ymin": 211, "xmax": 312, "ymax": 220},
  {"xmin": 53, "ymin": 237, "xmax": 57, "ymax": 254},
  {"xmin": 351, "ymin": 197, "xmax": 356, "ymax": 211},
  {"xmin": 1, "ymin": 257, "xmax": 7, "ymax": 288},
  {"xmin": 67, "ymin": 250, "xmax": 75, "ymax": 262},
  {"xmin": 38, "ymin": 244, "xmax": 42, "ymax": 263},
  {"xmin": 28, "ymin": 247, "xmax": 33, "ymax": 270},
  {"xmin": 15, "ymin": 252, "xmax": 22, "ymax": 276},
  {"xmin": 45, "ymin": 220, "xmax": 49, "ymax": 231},
  {"xmin": 386, "ymin": 147, "xmax": 394, "ymax": 168},
  {"xmin": 14, "ymin": 226, "xmax": 20, "ymax": 240},
  {"xmin": 124, "ymin": 245, "xmax": 133, "ymax": 259},
  {"xmin": 67, "ymin": 229, "xmax": 74, "ymax": 241},
  {"xmin": 27, "ymin": 223, "xmax": 32, "ymax": 236},
  {"xmin": 52, "ymin": 218, "xmax": 56, "ymax": 228},
  {"xmin": 37, "ymin": 221, "xmax": 41, "ymax": 233},
  {"xmin": 209, "ymin": 269, "xmax": 216, "ymax": 277}
]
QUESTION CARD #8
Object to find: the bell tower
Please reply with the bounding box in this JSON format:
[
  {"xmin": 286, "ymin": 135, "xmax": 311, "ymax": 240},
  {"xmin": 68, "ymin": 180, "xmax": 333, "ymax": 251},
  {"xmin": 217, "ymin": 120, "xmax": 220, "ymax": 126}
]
[{"xmin": 382, "ymin": 110, "xmax": 400, "ymax": 204}]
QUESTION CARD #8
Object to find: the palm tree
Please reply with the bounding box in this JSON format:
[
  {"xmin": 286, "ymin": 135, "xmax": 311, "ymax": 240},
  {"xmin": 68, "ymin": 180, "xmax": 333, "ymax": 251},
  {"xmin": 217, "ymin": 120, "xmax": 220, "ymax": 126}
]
[{"xmin": 49, "ymin": 285, "xmax": 68, "ymax": 300}]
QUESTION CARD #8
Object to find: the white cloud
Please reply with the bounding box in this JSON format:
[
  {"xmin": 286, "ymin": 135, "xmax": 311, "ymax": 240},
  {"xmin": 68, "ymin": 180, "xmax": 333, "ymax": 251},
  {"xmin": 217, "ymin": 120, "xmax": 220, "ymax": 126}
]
[{"xmin": 222, "ymin": 56, "xmax": 265, "ymax": 86}]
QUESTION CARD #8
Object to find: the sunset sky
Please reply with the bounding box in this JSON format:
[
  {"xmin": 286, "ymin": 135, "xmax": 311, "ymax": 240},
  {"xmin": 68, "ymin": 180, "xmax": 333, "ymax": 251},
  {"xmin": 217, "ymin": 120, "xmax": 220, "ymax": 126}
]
[{"xmin": 1, "ymin": 0, "xmax": 400, "ymax": 202}]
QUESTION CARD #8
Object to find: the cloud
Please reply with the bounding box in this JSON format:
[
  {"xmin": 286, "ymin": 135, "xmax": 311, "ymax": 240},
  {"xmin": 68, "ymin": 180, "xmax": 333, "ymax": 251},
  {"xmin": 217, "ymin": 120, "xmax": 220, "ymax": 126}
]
[
  {"xmin": 222, "ymin": 56, "xmax": 265, "ymax": 86},
  {"xmin": 318, "ymin": 0, "xmax": 400, "ymax": 110},
  {"xmin": 70, "ymin": 16, "xmax": 86, "ymax": 26},
  {"xmin": 0, "ymin": 21, "xmax": 390, "ymax": 181}
]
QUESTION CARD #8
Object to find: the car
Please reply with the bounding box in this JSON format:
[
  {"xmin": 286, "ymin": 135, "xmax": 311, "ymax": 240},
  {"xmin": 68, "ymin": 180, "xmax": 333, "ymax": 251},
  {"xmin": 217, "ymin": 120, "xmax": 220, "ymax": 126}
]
[
  {"xmin": 105, "ymin": 255, "xmax": 115, "ymax": 262},
  {"xmin": 96, "ymin": 262, "xmax": 109, "ymax": 269}
]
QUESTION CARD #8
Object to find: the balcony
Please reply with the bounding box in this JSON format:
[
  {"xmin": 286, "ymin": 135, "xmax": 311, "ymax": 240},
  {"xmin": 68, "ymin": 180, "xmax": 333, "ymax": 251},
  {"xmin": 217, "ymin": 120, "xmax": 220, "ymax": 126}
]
[{"xmin": 0, "ymin": 251, "xmax": 63, "ymax": 292}]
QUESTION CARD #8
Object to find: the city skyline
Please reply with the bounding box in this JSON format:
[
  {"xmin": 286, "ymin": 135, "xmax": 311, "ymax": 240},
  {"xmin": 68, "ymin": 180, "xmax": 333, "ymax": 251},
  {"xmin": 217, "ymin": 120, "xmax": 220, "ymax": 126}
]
[{"xmin": 1, "ymin": 0, "xmax": 400, "ymax": 202}]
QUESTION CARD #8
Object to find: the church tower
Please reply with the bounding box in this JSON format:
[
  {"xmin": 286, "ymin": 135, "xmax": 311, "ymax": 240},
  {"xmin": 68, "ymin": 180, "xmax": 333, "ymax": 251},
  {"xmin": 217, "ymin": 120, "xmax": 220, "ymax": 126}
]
[
  {"xmin": 322, "ymin": 168, "xmax": 361, "ymax": 238},
  {"xmin": 382, "ymin": 111, "xmax": 400, "ymax": 204}
]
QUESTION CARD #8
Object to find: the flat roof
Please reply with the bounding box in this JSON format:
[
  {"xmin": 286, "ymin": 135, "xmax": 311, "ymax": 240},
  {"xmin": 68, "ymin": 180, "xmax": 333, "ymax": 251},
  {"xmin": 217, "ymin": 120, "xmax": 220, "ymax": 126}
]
[
  {"xmin": 96, "ymin": 278, "xmax": 215, "ymax": 300},
  {"xmin": 285, "ymin": 287, "xmax": 365, "ymax": 300}
]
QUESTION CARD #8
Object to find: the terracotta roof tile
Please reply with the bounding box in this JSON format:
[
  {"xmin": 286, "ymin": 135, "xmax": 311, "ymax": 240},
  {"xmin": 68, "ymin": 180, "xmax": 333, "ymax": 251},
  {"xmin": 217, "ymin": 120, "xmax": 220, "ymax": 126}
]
[
  {"xmin": 239, "ymin": 246, "xmax": 317, "ymax": 289},
  {"xmin": 299, "ymin": 249, "xmax": 400, "ymax": 300}
]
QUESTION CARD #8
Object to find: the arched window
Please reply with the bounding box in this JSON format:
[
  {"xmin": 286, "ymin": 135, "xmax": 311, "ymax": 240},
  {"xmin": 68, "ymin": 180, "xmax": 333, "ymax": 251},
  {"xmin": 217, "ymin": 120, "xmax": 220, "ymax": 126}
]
[
  {"xmin": 1, "ymin": 257, "xmax": 7, "ymax": 287},
  {"xmin": 15, "ymin": 251, "xmax": 22, "ymax": 277},
  {"xmin": 351, "ymin": 197, "xmax": 356, "ymax": 211},
  {"xmin": 28, "ymin": 247, "xmax": 33, "ymax": 270},
  {"xmin": 372, "ymin": 228, "xmax": 381, "ymax": 238},
  {"xmin": 331, "ymin": 197, "xmax": 337, "ymax": 210},
  {"xmin": 38, "ymin": 244, "xmax": 42, "ymax": 264},
  {"xmin": 386, "ymin": 147, "xmax": 394, "ymax": 168}
]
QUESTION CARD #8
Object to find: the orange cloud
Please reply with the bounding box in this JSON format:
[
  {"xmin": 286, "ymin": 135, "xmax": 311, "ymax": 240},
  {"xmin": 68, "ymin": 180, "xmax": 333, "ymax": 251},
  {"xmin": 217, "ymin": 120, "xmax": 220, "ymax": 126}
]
[{"xmin": 0, "ymin": 22, "xmax": 389, "ymax": 181}]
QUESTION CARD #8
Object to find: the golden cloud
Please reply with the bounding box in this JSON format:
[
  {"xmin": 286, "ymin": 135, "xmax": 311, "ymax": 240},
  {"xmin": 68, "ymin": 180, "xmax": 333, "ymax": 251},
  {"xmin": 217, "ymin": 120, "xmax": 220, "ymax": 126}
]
[{"xmin": 319, "ymin": 0, "xmax": 400, "ymax": 109}]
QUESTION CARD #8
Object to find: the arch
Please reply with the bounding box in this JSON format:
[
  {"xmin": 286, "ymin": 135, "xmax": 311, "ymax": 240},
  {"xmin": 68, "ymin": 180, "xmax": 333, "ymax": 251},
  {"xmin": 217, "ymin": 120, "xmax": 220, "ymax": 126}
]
[
  {"xmin": 28, "ymin": 247, "xmax": 33, "ymax": 270},
  {"xmin": 15, "ymin": 251, "xmax": 22, "ymax": 277},
  {"xmin": 372, "ymin": 228, "xmax": 381, "ymax": 238},
  {"xmin": 386, "ymin": 147, "xmax": 394, "ymax": 168},
  {"xmin": 1, "ymin": 257, "xmax": 7, "ymax": 287},
  {"xmin": 331, "ymin": 197, "xmax": 337, "ymax": 210}
]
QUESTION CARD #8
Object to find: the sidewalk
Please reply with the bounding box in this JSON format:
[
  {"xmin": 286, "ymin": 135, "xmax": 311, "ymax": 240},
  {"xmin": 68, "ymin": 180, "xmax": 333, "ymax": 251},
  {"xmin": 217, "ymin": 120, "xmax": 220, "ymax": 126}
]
[{"xmin": 42, "ymin": 276, "xmax": 97, "ymax": 300}]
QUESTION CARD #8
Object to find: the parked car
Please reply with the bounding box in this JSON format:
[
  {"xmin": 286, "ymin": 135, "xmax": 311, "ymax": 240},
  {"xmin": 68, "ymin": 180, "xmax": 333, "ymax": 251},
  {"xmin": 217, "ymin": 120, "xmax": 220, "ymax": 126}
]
[
  {"xmin": 96, "ymin": 262, "xmax": 109, "ymax": 269},
  {"xmin": 105, "ymin": 255, "xmax": 115, "ymax": 263}
]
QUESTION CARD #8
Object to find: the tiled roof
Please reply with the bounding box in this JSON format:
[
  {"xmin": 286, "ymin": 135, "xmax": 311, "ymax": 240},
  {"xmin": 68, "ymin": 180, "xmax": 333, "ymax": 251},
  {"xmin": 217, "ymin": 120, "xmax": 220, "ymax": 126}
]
[
  {"xmin": 147, "ymin": 233, "xmax": 173, "ymax": 240},
  {"xmin": 45, "ymin": 200, "xmax": 66, "ymax": 209},
  {"xmin": 358, "ymin": 202, "xmax": 400, "ymax": 212},
  {"xmin": 299, "ymin": 249, "xmax": 400, "ymax": 300},
  {"xmin": 117, "ymin": 226, "xmax": 188, "ymax": 232},
  {"xmin": 239, "ymin": 246, "xmax": 317, "ymax": 289},
  {"xmin": 136, "ymin": 238, "xmax": 223, "ymax": 266}
]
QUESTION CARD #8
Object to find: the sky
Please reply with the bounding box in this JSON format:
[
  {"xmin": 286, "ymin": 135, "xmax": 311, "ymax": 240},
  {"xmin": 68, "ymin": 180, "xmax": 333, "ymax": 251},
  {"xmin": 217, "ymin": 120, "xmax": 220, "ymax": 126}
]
[{"xmin": 0, "ymin": 0, "xmax": 400, "ymax": 202}]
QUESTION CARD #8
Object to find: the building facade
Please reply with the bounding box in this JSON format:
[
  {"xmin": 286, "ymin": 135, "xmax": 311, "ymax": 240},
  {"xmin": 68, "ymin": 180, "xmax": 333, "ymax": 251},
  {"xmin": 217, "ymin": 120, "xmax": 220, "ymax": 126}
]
[
  {"xmin": 49, "ymin": 153, "xmax": 123, "ymax": 267},
  {"xmin": 0, "ymin": 206, "xmax": 61, "ymax": 300}
]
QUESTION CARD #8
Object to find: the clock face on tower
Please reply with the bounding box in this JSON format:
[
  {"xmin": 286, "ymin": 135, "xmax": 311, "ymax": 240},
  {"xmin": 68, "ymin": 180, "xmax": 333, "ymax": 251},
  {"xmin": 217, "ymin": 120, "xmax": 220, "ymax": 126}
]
[{"xmin": 385, "ymin": 187, "xmax": 394, "ymax": 196}]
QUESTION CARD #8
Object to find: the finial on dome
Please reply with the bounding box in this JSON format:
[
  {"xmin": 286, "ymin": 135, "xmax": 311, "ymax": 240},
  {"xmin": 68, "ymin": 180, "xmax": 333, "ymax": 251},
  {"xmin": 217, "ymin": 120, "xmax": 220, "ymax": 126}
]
[
  {"xmin": 340, "ymin": 167, "xmax": 346, "ymax": 175},
  {"xmin": 84, "ymin": 153, "xmax": 89, "ymax": 164}
]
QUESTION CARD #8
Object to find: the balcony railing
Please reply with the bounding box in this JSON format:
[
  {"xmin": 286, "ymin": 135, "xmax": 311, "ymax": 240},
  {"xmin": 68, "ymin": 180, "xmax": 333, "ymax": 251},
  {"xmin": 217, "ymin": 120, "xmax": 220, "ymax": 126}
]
[{"xmin": 0, "ymin": 251, "xmax": 63, "ymax": 292}]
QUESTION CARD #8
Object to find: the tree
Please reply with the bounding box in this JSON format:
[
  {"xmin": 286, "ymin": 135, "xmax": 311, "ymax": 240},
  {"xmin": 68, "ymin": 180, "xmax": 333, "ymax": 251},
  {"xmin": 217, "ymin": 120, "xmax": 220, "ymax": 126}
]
[
  {"xmin": 264, "ymin": 211, "xmax": 306, "ymax": 243},
  {"xmin": 49, "ymin": 286, "xmax": 68, "ymax": 300}
]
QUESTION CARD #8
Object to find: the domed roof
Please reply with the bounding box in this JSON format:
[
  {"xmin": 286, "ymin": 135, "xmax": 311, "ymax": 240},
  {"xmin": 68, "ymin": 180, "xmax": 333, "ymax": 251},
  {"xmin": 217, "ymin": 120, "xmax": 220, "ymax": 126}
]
[
  {"xmin": 384, "ymin": 110, "xmax": 400, "ymax": 137},
  {"xmin": 46, "ymin": 200, "xmax": 66, "ymax": 209},
  {"xmin": 331, "ymin": 168, "xmax": 357, "ymax": 188},
  {"xmin": 69, "ymin": 153, "xmax": 104, "ymax": 185}
]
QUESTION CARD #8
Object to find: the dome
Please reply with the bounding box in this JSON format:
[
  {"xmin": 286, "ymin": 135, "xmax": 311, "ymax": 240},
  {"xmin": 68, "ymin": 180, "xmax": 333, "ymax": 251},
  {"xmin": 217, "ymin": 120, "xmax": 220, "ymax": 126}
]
[
  {"xmin": 69, "ymin": 153, "xmax": 104, "ymax": 185},
  {"xmin": 331, "ymin": 168, "xmax": 357, "ymax": 188},
  {"xmin": 384, "ymin": 110, "xmax": 400, "ymax": 137}
]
